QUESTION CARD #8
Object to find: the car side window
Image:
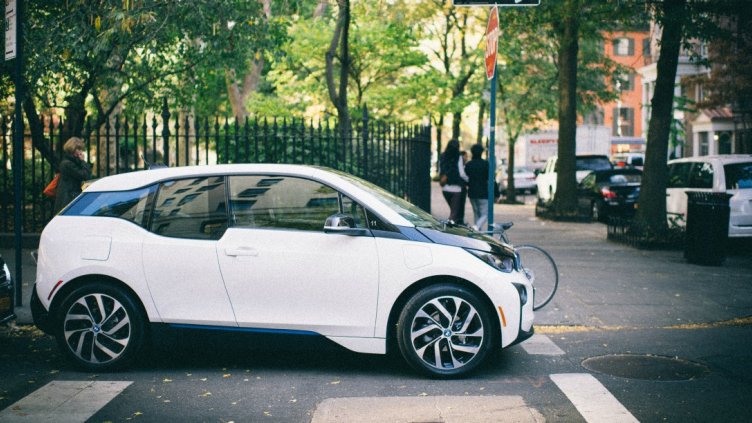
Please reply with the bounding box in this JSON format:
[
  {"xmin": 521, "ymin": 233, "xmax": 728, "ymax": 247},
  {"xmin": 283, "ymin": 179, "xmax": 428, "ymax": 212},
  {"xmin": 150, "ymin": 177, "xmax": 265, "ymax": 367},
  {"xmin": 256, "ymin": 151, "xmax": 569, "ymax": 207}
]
[
  {"xmin": 688, "ymin": 162, "xmax": 714, "ymax": 189},
  {"xmin": 228, "ymin": 175, "xmax": 340, "ymax": 232},
  {"xmin": 341, "ymin": 195, "xmax": 368, "ymax": 229},
  {"xmin": 63, "ymin": 185, "xmax": 157, "ymax": 227},
  {"xmin": 668, "ymin": 163, "xmax": 692, "ymax": 188},
  {"xmin": 150, "ymin": 177, "xmax": 228, "ymax": 240}
]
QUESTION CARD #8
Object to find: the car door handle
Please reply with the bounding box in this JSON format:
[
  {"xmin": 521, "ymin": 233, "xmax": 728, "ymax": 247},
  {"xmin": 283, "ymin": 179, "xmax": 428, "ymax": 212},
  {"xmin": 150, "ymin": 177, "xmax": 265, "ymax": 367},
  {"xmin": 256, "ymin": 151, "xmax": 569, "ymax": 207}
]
[{"xmin": 225, "ymin": 247, "xmax": 259, "ymax": 257}]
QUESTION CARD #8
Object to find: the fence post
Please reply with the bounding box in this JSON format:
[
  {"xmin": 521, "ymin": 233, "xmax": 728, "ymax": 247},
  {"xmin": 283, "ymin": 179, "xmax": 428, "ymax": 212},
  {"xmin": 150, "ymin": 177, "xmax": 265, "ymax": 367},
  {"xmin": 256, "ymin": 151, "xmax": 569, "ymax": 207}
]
[
  {"xmin": 161, "ymin": 99, "xmax": 170, "ymax": 166},
  {"xmin": 409, "ymin": 124, "xmax": 432, "ymax": 213},
  {"xmin": 362, "ymin": 105, "xmax": 369, "ymax": 181}
]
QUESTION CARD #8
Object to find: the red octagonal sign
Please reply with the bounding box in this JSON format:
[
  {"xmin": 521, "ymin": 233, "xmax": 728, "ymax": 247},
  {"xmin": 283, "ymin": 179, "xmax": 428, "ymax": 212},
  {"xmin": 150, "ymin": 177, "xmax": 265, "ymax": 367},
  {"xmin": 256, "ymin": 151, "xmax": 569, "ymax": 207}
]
[{"xmin": 485, "ymin": 6, "xmax": 499, "ymax": 80}]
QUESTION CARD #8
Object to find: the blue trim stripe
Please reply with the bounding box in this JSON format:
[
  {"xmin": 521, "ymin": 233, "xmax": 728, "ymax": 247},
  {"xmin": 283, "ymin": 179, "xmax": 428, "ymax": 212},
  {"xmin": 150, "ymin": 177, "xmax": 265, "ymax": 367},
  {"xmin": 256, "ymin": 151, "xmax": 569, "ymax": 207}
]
[{"xmin": 168, "ymin": 323, "xmax": 319, "ymax": 336}]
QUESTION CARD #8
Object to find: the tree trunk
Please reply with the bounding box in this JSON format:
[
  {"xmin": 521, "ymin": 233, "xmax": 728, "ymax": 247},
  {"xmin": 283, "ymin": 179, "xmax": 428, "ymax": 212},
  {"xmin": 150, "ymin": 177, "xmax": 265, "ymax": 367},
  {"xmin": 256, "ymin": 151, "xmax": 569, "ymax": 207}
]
[
  {"xmin": 506, "ymin": 137, "xmax": 517, "ymax": 203},
  {"xmin": 325, "ymin": 0, "xmax": 351, "ymax": 147},
  {"xmin": 634, "ymin": 0, "xmax": 687, "ymax": 234},
  {"xmin": 476, "ymin": 101, "xmax": 486, "ymax": 145},
  {"xmin": 552, "ymin": 0, "xmax": 580, "ymax": 216},
  {"xmin": 452, "ymin": 111, "xmax": 462, "ymax": 141}
]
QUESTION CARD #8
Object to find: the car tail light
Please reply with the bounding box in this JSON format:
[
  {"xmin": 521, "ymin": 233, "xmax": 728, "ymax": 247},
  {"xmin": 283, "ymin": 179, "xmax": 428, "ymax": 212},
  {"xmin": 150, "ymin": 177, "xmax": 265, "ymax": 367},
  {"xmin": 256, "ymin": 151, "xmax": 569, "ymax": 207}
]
[{"xmin": 600, "ymin": 187, "xmax": 617, "ymax": 199}]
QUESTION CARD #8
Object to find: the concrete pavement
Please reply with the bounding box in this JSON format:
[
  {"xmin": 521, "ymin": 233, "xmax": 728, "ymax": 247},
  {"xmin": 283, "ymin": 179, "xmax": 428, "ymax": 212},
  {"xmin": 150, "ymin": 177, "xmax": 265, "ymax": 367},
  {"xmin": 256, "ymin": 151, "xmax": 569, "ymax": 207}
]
[{"xmin": 3, "ymin": 182, "xmax": 752, "ymax": 330}]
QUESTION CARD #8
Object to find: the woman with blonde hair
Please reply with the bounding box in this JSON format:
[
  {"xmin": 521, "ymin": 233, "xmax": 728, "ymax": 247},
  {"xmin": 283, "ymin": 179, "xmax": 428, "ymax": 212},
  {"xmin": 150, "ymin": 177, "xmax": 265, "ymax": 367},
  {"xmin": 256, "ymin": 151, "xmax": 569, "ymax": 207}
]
[{"xmin": 53, "ymin": 137, "xmax": 92, "ymax": 213}]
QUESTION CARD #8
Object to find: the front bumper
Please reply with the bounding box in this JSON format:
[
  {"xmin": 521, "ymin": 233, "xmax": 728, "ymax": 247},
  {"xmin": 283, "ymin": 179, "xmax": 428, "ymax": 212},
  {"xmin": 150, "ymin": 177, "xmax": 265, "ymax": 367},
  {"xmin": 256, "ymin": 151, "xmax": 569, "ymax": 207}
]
[{"xmin": 509, "ymin": 325, "xmax": 535, "ymax": 347}]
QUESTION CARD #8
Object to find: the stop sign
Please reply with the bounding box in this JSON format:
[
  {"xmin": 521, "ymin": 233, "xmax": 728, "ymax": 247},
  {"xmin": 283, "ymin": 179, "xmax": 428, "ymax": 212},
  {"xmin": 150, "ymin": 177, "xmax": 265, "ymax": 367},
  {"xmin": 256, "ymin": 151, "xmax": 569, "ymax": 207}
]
[{"xmin": 485, "ymin": 6, "xmax": 499, "ymax": 80}]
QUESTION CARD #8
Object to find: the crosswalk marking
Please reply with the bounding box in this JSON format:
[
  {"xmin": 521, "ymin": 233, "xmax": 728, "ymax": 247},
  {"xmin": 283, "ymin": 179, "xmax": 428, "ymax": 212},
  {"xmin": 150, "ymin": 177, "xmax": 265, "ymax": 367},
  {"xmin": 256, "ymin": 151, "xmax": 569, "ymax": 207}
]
[
  {"xmin": 0, "ymin": 381, "xmax": 132, "ymax": 423},
  {"xmin": 550, "ymin": 373, "xmax": 639, "ymax": 423},
  {"xmin": 311, "ymin": 396, "xmax": 543, "ymax": 423},
  {"xmin": 521, "ymin": 334, "xmax": 566, "ymax": 355}
]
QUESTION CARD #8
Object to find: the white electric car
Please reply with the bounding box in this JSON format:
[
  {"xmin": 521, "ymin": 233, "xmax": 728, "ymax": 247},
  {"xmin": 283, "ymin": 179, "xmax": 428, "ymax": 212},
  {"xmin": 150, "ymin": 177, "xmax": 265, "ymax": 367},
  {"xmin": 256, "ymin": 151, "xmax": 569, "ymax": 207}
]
[{"xmin": 32, "ymin": 164, "xmax": 534, "ymax": 377}]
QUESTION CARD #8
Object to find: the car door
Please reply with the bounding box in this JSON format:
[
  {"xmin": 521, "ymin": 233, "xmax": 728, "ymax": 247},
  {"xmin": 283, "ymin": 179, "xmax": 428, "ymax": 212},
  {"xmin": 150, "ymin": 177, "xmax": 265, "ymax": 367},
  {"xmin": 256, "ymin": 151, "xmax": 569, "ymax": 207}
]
[
  {"xmin": 666, "ymin": 162, "xmax": 693, "ymax": 226},
  {"xmin": 217, "ymin": 174, "xmax": 379, "ymax": 337},
  {"xmin": 142, "ymin": 176, "xmax": 237, "ymax": 326}
]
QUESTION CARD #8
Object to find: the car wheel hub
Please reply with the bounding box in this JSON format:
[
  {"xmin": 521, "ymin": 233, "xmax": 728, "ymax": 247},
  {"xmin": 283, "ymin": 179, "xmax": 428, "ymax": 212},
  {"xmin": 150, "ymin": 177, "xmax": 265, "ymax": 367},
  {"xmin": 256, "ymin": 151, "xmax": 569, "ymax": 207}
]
[
  {"xmin": 409, "ymin": 296, "xmax": 484, "ymax": 371},
  {"xmin": 63, "ymin": 293, "xmax": 131, "ymax": 364}
]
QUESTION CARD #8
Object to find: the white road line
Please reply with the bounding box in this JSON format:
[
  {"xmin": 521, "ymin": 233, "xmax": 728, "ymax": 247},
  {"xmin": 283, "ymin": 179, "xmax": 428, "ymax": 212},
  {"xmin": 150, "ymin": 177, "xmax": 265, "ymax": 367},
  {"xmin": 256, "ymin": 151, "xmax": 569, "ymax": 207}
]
[
  {"xmin": 521, "ymin": 334, "xmax": 566, "ymax": 355},
  {"xmin": 0, "ymin": 380, "xmax": 132, "ymax": 423},
  {"xmin": 550, "ymin": 373, "xmax": 639, "ymax": 423},
  {"xmin": 311, "ymin": 396, "xmax": 544, "ymax": 423}
]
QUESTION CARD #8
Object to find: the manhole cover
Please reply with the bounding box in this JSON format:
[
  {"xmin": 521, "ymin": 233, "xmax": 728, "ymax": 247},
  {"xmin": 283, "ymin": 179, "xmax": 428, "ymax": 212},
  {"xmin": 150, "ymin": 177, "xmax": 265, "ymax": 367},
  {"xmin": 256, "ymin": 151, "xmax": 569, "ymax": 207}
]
[{"xmin": 582, "ymin": 354, "xmax": 710, "ymax": 381}]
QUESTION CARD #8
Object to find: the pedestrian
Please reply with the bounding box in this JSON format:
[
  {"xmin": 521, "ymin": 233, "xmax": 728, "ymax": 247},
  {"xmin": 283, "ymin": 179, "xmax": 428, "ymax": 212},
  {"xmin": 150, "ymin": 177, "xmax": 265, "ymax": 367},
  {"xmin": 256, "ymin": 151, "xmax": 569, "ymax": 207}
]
[
  {"xmin": 54, "ymin": 137, "xmax": 92, "ymax": 213},
  {"xmin": 465, "ymin": 143, "xmax": 490, "ymax": 231},
  {"xmin": 439, "ymin": 139, "xmax": 468, "ymax": 224}
]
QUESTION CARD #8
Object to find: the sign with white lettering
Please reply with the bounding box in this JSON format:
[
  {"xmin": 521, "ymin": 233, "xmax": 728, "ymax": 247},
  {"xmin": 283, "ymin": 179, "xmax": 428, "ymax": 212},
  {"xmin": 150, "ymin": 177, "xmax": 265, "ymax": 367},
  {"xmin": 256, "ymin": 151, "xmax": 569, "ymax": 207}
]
[
  {"xmin": 485, "ymin": 6, "xmax": 499, "ymax": 80},
  {"xmin": 5, "ymin": 0, "xmax": 17, "ymax": 61}
]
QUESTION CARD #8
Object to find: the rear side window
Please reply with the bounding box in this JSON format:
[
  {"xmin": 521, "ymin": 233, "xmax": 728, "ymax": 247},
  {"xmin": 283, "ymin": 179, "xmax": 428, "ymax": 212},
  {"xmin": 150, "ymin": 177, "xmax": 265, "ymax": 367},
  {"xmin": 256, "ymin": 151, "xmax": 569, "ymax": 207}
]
[
  {"xmin": 668, "ymin": 162, "xmax": 692, "ymax": 188},
  {"xmin": 64, "ymin": 185, "xmax": 156, "ymax": 227},
  {"xmin": 688, "ymin": 162, "xmax": 714, "ymax": 189},
  {"xmin": 724, "ymin": 162, "xmax": 752, "ymax": 189},
  {"xmin": 150, "ymin": 177, "xmax": 228, "ymax": 240}
]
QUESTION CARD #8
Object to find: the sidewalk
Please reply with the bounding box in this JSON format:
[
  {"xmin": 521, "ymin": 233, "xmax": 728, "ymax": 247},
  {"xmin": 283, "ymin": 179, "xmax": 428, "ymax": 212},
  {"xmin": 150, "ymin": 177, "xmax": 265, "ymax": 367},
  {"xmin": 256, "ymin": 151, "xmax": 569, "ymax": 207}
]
[{"xmin": 4, "ymin": 183, "xmax": 752, "ymax": 329}]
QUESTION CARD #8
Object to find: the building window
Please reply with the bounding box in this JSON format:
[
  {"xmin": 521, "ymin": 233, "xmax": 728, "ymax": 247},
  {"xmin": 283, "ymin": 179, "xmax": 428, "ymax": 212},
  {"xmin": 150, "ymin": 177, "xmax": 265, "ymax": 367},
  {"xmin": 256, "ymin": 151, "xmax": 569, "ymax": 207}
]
[
  {"xmin": 612, "ymin": 107, "xmax": 634, "ymax": 136},
  {"xmin": 617, "ymin": 72, "xmax": 635, "ymax": 91},
  {"xmin": 718, "ymin": 132, "xmax": 732, "ymax": 155},
  {"xmin": 699, "ymin": 132, "xmax": 709, "ymax": 155},
  {"xmin": 613, "ymin": 37, "xmax": 634, "ymax": 56},
  {"xmin": 642, "ymin": 38, "xmax": 651, "ymax": 57}
]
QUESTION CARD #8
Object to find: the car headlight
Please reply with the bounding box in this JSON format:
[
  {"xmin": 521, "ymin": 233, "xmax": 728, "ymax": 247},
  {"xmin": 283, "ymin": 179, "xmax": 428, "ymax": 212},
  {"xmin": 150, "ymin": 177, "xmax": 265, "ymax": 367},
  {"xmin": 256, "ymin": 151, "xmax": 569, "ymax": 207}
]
[
  {"xmin": 466, "ymin": 249, "xmax": 516, "ymax": 273},
  {"xmin": 2, "ymin": 263, "xmax": 9, "ymax": 284}
]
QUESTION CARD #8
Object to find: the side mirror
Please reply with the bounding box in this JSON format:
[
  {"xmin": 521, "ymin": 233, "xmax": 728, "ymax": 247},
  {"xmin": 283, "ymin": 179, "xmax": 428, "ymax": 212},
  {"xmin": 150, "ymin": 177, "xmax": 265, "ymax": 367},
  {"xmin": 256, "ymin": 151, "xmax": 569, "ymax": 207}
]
[
  {"xmin": 534, "ymin": 169, "xmax": 541, "ymax": 177},
  {"xmin": 324, "ymin": 213, "xmax": 369, "ymax": 236}
]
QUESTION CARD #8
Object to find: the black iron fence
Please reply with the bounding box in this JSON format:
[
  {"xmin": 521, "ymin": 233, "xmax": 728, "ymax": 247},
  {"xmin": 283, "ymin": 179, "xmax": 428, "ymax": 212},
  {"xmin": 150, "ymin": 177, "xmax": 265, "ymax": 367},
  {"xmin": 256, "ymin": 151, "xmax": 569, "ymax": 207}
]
[{"xmin": 1, "ymin": 104, "xmax": 431, "ymax": 234}]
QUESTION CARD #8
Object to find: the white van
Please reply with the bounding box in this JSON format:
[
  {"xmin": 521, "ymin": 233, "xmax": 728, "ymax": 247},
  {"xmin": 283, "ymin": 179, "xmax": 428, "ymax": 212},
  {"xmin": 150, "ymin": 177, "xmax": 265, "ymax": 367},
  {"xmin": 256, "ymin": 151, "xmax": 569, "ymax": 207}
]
[
  {"xmin": 536, "ymin": 154, "xmax": 613, "ymax": 202},
  {"xmin": 666, "ymin": 155, "xmax": 752, "ymax": 237}
]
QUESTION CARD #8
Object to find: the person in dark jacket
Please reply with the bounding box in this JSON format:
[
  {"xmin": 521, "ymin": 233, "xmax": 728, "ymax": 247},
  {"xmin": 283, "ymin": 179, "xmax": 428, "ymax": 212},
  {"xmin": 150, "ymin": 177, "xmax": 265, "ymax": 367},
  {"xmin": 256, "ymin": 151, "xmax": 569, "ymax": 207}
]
[
  {"xmin": 54, "ymin": 137, "xmax": 92, "ymax": 213},
  {"xmin": 439, "ymin": 139, "xmax": 468, "ymax": 224},
  {"xmin": 464, "ymin": 143, "xmax": 489, "ymax": 230}
]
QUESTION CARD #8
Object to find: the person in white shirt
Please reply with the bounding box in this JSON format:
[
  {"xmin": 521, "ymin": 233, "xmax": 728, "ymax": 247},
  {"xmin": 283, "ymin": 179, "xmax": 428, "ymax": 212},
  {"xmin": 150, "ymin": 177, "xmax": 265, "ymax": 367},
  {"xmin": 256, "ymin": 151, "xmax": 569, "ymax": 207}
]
[{"xmin": 439, "ymin": 139, "xmax": 469, "ymax": 224}]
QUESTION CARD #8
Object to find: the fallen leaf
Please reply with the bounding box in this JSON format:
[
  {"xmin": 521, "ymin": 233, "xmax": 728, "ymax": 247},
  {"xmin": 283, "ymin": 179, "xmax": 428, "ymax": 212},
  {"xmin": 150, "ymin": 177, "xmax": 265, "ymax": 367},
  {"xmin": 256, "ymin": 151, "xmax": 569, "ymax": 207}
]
[
  {"xmin": 200, "ymin": 391, "xmax": 212, "ymax": 397},
  {"xmin": 418, "ymin": 392, "xmax": 428, "ymax": 397},
  {"xmin": 163, "ymin": 378, "xmax": 172, "ymax": 383},
  {"xmin": 330, "ymin": 380, "xmax": 340, "ymax": 385},
  {"xmin": 200, "ymin": 378, "xmax": 208, "ymax": 382},
  {"xmin": 264, "ymin": 411, "xmax": 272, "ymax": 416},
  {"xmin": 223, "ymin": 374, "xmax": 231, "ymax": 378}
]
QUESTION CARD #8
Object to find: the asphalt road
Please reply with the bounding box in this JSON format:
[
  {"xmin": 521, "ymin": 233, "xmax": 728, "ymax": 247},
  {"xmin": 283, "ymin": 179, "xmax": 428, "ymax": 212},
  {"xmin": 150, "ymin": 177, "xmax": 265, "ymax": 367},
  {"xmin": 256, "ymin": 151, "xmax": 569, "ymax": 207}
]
[{"xmin": 1, "ymin": 185, "xmax": 751, "ymax": 422}]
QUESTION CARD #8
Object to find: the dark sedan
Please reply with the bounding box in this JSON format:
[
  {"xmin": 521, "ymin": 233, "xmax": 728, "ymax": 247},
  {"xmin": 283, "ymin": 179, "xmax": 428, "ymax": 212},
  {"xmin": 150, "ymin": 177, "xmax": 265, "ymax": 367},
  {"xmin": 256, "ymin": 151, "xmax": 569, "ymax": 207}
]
[{"xmin": 577, "ymin": 168, "xmax": 642, "ymax": 222}]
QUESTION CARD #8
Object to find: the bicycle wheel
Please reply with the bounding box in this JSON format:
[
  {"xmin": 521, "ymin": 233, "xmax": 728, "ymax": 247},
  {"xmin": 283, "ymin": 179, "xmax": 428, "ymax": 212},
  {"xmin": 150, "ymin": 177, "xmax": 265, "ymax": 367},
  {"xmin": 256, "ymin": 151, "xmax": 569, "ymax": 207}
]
[{"xmin": 515, "ymin": 245, "xmax": 558, "ymax": 310}]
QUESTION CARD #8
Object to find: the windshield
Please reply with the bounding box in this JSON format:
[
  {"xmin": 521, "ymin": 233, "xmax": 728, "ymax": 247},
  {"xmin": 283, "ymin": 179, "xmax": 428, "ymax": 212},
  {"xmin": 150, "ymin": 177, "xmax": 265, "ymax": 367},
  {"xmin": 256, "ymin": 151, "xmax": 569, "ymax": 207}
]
[{"xmin": 332, "ymin": 170, "xmax": 442, "ymax": 228}]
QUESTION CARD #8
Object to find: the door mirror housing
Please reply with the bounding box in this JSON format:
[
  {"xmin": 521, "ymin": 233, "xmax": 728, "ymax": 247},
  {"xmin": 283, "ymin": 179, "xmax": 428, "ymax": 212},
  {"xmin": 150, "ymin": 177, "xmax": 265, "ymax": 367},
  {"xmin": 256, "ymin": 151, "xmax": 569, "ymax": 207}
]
[{"xmin": 324, "ymin": 213, "xmax": 369, "ymax": 236}]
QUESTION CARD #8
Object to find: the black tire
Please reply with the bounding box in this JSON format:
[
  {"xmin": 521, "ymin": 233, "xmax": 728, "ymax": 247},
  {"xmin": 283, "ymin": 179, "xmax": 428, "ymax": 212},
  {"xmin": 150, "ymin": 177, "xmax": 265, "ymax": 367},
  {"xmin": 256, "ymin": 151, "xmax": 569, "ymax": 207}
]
[
  {"xmin": 396, "ymin": 284, "xmax": 495, "ymax": 378},
  {"xmin": 54, "ymin": 282, "xmax": 146, "ymax": 371}
]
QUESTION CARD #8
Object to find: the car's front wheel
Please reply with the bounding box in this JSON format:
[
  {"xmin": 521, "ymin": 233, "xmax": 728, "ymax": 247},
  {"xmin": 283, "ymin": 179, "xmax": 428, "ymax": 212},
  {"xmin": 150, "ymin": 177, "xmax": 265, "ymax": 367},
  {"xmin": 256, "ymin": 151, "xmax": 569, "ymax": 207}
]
[
  {"xmin": 396, "ymin": 284, "xmax": 495, "ymax": 378},
  {"xmin": 54, "ymin": 282, "xmax": 146, "ymax": 371}
]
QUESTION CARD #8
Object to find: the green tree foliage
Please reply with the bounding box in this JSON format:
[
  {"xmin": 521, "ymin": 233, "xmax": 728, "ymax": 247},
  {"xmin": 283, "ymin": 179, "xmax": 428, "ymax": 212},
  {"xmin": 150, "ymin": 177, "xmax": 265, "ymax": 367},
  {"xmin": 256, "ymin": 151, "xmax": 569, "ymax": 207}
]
[{"xmin": 4, "ymin": 0, "xmax": 286, "ymax": 167}]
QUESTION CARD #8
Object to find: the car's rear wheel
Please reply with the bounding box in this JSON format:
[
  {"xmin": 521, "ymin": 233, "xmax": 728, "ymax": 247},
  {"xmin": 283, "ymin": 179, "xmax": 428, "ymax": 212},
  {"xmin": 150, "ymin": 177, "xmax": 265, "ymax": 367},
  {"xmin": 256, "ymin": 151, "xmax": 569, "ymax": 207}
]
[
  {"xmin": 396, "ymin": 284, "xmax": 495, "ymax": 378},
  {"xmin": 54, "ymin": 282, "xmax": 146, "ymax": 371}
]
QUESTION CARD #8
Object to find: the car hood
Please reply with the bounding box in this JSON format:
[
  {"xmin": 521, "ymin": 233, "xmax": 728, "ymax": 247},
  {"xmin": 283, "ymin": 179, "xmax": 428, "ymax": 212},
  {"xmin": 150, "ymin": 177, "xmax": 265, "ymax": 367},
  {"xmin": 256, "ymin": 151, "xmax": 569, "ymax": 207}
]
[{"xmin": 416, "ymin": 226, "xmax": 516, "ymax": 257}]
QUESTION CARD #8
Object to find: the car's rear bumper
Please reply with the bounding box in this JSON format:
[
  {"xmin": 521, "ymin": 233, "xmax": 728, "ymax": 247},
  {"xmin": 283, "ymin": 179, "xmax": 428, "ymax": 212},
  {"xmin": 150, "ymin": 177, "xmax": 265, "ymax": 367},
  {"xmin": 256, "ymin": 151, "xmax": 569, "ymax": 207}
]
[{"xmin": 30, "ymin": 285, "xmax": 53, "ymax": 334}]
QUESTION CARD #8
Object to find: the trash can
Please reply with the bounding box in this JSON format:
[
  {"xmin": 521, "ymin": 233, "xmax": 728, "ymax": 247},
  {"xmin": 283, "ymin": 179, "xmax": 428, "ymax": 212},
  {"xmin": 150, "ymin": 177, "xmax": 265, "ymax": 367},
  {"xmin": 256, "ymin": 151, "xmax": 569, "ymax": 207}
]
[{"xmin": 684, "ymin": 192, "xmax": 732, "ymax": 266}]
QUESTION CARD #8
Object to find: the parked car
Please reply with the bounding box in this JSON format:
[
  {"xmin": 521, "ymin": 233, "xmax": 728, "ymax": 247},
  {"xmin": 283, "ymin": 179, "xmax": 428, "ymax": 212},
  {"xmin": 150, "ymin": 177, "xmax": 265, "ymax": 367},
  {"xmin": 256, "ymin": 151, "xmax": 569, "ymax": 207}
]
[
  {"xmin": 496, "ymin": 166, "xmax": 538, "ymax": 195},
  {"xmin": 0, "ymin": 254, "xmax": 14, "ymax": 324},
  {"xmin": 612, "ymin": 153, "xmax": 645, "ymax": 169},
  {"xmin": 32, "ymin": 164, "xmax": 534, "ymax": 377},
  {"xmin": 536, "ymin": 154, "xmax": 614, "ymax": 202},
  {"xmin": 577, "ymin": 168, "xmax": 642, "ymax": 222},
  {"xmin": 666, "ymin": 155, "xmax": 752, "ymax": 237}
]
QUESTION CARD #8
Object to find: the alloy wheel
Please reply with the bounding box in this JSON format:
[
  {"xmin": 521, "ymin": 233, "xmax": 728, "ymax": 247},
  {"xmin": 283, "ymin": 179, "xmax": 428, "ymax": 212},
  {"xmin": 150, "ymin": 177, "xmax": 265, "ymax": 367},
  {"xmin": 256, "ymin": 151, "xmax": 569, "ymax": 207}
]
[
  {"xmin": 63, "ymin": 293, "xmax": 131, "ymax": 365},
  {"xmin": 408, "ymin": 296, "xmax": 484, "ymax": 371}
]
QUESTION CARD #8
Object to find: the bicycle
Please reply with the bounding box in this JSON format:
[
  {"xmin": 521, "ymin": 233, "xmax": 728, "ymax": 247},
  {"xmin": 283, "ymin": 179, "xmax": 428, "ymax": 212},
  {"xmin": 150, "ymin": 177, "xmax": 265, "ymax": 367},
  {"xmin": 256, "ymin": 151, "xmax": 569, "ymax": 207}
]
[{"xmin": 486, "ymin": 222, "xmax": 559, "ymax": 311}]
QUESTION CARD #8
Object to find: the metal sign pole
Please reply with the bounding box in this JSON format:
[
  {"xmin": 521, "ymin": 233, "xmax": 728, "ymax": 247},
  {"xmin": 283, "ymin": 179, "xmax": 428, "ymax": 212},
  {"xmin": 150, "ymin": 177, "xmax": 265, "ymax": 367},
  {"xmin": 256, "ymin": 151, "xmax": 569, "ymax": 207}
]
[
  {"xmin": 487, "ymin": 69, "xmax": 497, "ymax": 231},
  {"xmin": 11, "ymin": 0, "xmax": 24, "ymax": 306}
]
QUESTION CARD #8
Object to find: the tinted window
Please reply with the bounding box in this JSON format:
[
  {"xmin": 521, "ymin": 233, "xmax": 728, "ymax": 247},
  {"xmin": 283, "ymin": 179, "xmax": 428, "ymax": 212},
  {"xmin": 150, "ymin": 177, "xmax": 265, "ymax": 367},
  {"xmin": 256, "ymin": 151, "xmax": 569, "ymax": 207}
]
[
  {"xmin": 688, "ymin": 162, "xmax": 714, "ymax": 189},
  {"xmin": 576, "ymin": 157, "xmax": 613, "ymax": 172},
  {"xmin": 228, "ymin": 175, "xmax": 340, "ymax": 232},
  {"xmin": 668, "ymin": 162, "xmax": 692, "ymax": 188},
  {"xmin": 724, "ymin": 162, "xmax": 752, "ymax": 190},
  {"xmin": 150, "ymin": 177, "xmax": 228, "ymax": 240},
  {"xmin": 64, "ymin": 186, "xmax": 156, "ymax": 227}
]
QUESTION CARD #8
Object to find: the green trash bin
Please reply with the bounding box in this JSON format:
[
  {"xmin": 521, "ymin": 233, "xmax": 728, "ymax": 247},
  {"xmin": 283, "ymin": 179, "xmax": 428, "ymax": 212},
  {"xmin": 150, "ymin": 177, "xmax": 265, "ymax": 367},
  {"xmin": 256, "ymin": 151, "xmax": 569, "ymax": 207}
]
[{"xmin": 684, "ymin": 191, "xmax": 732, "ymax": 266}]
